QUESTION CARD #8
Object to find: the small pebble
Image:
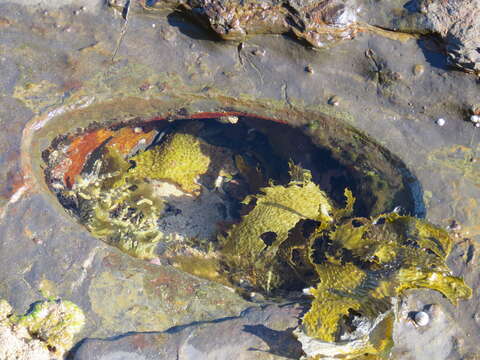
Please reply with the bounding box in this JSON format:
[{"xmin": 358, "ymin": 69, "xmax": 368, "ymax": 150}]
[
  {"xmin": 152, "ymin": 23, "xmax": 156, "ymax": 28},
  {"xmin": 471, "ymin": 104, "xmax": 480, "ymax": 115},
  {"xmin": 328, "ymin": 96, "xmax": 340, "ymax": 106},
  {"xmin": 392, "ymin": 72, "xmax": 402, "ymax": 81},
  {"xmin": 305, "ymin": 65, "xmax": 314, "ymax": 74},
  {"xmin": 252, "ymin": 49, "xmax": 265, "ymax": 56},
  {"xmin": 473, "ymin": 312, "xmax": 480, "ymax": 325},
  {"xmin": 149, "ymin": 257, "xmax": 161, "ymax": 265},
  {"xmin": 134, "ymin": 127, "xmax": 143, "ymax": 133},
  {"xmin": 414, "ymin": 311, "xmax": 430, "ymax": 326},
  {"xmin": 302, "ymin": 287, "xmax": 314, "ymax": 296},
  {"xmin": 436, "ymin": 118, "xmax": 446, "ymax": 126},
  {"xmin": 393, "ymin": 205, "xmax": 403, "ymax": 214},
  {"xmin": 139, "ymin": 83, "xmax": 151, "ymax": 91},
  {"xmin": 413, "ymin": 64, "xmax": 425, "ymax": 76}
]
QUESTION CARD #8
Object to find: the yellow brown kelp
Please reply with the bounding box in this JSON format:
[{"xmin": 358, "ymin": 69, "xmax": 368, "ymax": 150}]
[
  {"xmin": 219, "ymin": 165, "xmax": 333, "ymax": 292},
  {"xmin": 298, "ymin": 211, "xmax": 472, "ymax": 358},
  {"xmin": 218, "ymin": 165, "xmax": 470, "ymax": 358},
  {"xmin": 64, "ymin": 122, "xmax": 240, "ymax": 260}
]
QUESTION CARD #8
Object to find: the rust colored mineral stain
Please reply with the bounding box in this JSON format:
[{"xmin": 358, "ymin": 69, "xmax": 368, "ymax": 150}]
[
  {"xmin": 62, "ymin": 128, "xmax": 114, "ymax": 188},
  {"xmin": 57, "ymin": 127, "xmax": 159, "ymax": 188}
]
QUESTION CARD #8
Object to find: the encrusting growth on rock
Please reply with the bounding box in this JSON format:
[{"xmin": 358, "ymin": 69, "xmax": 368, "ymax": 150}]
[{"xmin": 0, "ymin": 299, "xmax": 85, "ymax": 360}]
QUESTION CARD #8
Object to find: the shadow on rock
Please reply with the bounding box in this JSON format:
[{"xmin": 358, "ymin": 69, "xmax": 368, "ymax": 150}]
[{"xmin": 243, "ymin": 325, "xmax": 303, "ymax": 359}]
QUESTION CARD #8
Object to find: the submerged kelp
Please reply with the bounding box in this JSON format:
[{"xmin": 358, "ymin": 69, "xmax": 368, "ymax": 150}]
[
  {"xmin": 0, "ymin": 299, "xmax": 85, "ymax": 359},
  {"xmin": 51, "ymin": 122, "xmax": 236, "ymax": 259},
  {"xmin": 296, "ymin": 213, "xmax": 471, "ymax": 358},
  {"xmin": 219, "ymin": 167, "xmax": 471, "ymax": 358},
  {"xmin": 127, "ymin": 130, "xmax": 211, "ymax": 194},
  {"xmin": 219, "ymin": 165, "xmax": 333, "ymax": 293}
]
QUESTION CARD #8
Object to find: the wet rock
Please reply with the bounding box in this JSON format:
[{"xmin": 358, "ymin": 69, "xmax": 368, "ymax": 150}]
[
  {"xmin": 359, "ymin": 0, "xmax": 480, "ymax": 73},
  {"xmin": 72, "ymin": 304, "xmax": 303, "ymax": 360},
  {"xmin": 146, "ymin": 0, "xmax": 357, "ymax": 47},
  {"xmin": 143, "ymin": 0, "xmax": 480, "ymax": 71}
]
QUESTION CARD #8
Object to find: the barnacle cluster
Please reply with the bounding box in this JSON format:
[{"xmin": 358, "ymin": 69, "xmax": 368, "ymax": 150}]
[
  {"xmin": 44, "ymin": 118, "xmax": 471, "ymax": 359},
  {"xmin": 0, "ymin": 299, "xmax": 85, "ymax": 359}
]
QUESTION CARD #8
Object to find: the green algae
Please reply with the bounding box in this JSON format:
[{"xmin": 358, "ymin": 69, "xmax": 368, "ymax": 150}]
[
  {"xmin": 16, "ymin": 299, "xmax": 85, "ymax": 354},
  {"xmin": 128, "ymin": 130, "xmax": 211, "ymax": 194}
]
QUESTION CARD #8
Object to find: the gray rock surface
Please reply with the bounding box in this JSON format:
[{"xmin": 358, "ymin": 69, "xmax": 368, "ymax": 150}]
[
  {"xmin": 419, "ymin": 0, "xmax": 480, "ymax": 73},
  {"xmin": 140, "ymin": 0, "xmax": 480, "ymax": 72},
  {"xmin": 72, "ymin": 304, "xmax": 303, "ymax": 360}
]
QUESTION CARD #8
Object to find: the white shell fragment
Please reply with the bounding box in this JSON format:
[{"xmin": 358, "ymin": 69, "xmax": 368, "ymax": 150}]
[
  {"xmin": 413, "ymin": 311, "xmax": 430, "ymax": 327},
  {"xmin": 470, "ymin": 115, "xmax": 480, "ymax": 127},
  {"xmin": 436, "ymin": 118, "xmax": 446, "ymax": 126}
]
